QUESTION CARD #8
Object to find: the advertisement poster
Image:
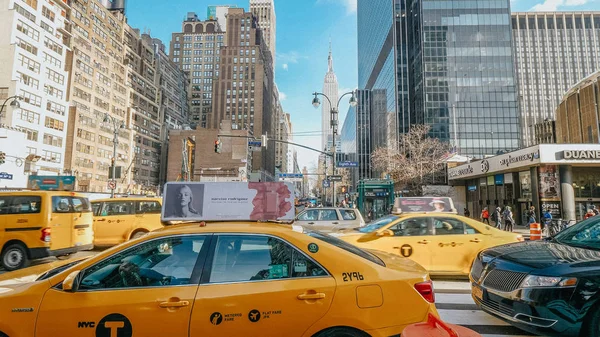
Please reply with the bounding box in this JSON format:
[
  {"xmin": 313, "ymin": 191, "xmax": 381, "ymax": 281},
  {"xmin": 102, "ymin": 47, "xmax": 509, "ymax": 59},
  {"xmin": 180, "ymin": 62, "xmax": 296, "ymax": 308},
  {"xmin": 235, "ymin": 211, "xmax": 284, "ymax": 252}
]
[
  {"xmin": 519, "ymin": 171, "xmax": 531, "ymax": 199},
  {"xmin": 161, "ymin": 182, "xmax": 294, "ymax": 222},
  {"xmin": 28, "ymin": 176, "xmax": 76, "ymax": 191},
  {"xmin": 539, "ymin": 165, "xmax": 561, "ymax": 201},
  {"xmin": 394, "ymin": 197, "xmax": 455, "ymax": 213}
]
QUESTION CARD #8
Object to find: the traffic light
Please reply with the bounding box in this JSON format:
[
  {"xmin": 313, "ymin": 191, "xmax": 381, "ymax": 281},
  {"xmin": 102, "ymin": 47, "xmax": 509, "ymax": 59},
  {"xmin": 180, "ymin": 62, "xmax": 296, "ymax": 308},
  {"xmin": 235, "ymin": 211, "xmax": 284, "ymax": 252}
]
[
  {"xmin": 0, "ymin": 152, "xmax": 5, "ymax": 165},
  {"xmin": 214, "ymin": 139, "xmax": 221, "ymax": 153}
]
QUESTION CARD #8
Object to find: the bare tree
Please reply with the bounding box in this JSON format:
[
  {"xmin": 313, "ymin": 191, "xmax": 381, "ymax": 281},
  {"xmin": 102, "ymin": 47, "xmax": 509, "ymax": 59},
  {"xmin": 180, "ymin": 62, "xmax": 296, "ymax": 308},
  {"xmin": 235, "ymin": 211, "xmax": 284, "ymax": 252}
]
[{"xmin": 372, "ymin": 125, "xmax": 451, "ymax": 196}]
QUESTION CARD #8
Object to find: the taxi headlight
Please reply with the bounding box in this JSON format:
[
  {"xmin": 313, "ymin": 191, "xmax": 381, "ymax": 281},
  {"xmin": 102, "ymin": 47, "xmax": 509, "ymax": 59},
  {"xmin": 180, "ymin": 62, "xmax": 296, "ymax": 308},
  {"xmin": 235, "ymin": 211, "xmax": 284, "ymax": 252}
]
[{"xmin": 521, "ymin": 275, "xmax": 578, "ymax": 288}]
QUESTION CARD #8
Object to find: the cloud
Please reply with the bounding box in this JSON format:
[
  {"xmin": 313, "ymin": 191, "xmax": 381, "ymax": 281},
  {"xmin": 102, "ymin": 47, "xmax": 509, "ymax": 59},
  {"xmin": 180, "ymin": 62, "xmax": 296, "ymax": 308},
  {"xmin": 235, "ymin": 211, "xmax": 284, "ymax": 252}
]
[
  {"xmin": 276, "ymin": 51, "xmax": 307, "ymax": 65},
  {"xmin": 279, "ymin": 92, "xmax": 287, "ymax": 101},
  {"xmin": 531, "ymin": 0, "xmax": 590, "ymax": 11},
  {"xmin": 282, "ymin": 63, "xmax": 289, "ymax": 71},
  {"xmin": 316, "ymin": 0, "xmax": 357, "ymax": 14}
]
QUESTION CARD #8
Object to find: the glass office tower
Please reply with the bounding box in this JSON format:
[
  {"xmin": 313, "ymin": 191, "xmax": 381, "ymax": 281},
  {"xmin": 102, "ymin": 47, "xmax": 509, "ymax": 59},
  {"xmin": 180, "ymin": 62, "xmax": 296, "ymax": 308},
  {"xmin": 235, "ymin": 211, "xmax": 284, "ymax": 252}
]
[{"xmin": 359, "ymin": 0, "xmax": 522, "ymax": 158}]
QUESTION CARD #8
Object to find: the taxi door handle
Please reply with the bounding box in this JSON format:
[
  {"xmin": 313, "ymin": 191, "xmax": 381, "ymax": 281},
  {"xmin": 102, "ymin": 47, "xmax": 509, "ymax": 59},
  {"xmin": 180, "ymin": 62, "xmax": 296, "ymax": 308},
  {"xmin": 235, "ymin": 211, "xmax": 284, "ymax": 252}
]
[
  {"xmin": 417, "ymin": 240, "xmax": 430, "ymax": 244},
  {"xmin": 159, "ymin": 300, "xmax": 190, "ymax": 308},
  {"xmin": 97, "ymin": 219, "xmax": 106, "ymax": 222},
  {"xmin": 470, "ymin": 238, "xmax": 482, "ymax": 243},
  {"xmin": 332, "ymin": 222, "xmax": 339, "ymax": 225},
  {"xmin": 307, "ymin": 222, "xmax": 315, "ymax": 225},
  {"xmin": 297, "ymin": 293, "xmax": 326, "ymax": 300}
]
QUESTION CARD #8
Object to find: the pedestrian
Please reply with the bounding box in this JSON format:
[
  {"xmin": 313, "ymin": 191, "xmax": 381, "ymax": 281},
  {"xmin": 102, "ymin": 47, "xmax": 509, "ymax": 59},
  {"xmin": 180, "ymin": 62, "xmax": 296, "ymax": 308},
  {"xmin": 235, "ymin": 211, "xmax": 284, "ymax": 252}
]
[
  {"xmin": 494, "ymin": 206, "xmax": 503, "ymax": 229},
  {"xmin": 481, "ymin": 207, "xmax": 490, "ymax": 225},
  {"xmin": 464, "ymin": 207, "xmax": 470, "ymax": 218},
  {"xmin": 490, "ymin": 207, "xmax": 498, "ymax": 228},
  {"xmin": 542, "ymin": 209, "xmax": 552, "ymax": 234},
  {"xmin": 527, "ymin": 206, "xmax": 536, "ymax": 225},
  {"xmin": 503, "ymin": 206, "xmax": 515, "ymax": 232},
  {"xmin": 585, "ymin": 209, "xmax": 595, "ymax": 220},
  {"xmin": 592, "ymin": 205, "xmax": 600, "ymax": 216}
]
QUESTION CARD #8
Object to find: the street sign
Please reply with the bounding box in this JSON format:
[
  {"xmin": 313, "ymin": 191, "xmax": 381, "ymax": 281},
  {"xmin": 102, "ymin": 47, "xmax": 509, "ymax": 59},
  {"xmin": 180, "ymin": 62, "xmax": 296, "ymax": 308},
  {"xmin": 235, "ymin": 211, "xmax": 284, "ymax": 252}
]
[
  {"xmin": 0, "ymin": 172, "xmax": 13, "ymax": 180},
  {"xmin": 108, "ymin": 180, "xmax": 117, "ymax": 190},
  {"xmin": 327, "ymin": 175, "xmax": 343, "ymax": 182},
  {"xmin": 278, "ymin": 173, "xmax": 303, "ymax": 182},
  {"xmin": 322, "ymin": 180, "xmax": 330, "ymax": 188},
  {"xmin": 337, "ymin": 161, "xmax": 359, "ymax": 168},
  {"xmin": 248, "ymin": 140, "xmax": 262, "ymax": 152}
]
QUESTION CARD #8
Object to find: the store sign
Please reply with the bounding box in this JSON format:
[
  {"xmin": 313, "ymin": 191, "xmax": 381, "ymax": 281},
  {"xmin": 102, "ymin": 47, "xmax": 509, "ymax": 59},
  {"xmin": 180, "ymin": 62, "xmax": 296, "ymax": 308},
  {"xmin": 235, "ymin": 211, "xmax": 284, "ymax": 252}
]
[
  {"xmin": 468, "ymin": 185, "xmax": 477, "ymax": 192},
  {"xmin": 161, "ymin": 182, "xmax": 295, "ymax": 222},
  {"xmin": 499, "ymin": 151, "xmax": 539, "ymax": 167},
  {"xmin": 541, "ymin": 201, "xmax": 562, "ymax": 218},
  {"xmin": 448, "ymin": 165, "xmax": 474, "ymax": 178},
  {"xmin": 563, "ymin": 150, "xmax": 600, "ymax": 160},
  {"xmin": 495, "ymin": 174, "xmax": 504, "ymax": 185}
]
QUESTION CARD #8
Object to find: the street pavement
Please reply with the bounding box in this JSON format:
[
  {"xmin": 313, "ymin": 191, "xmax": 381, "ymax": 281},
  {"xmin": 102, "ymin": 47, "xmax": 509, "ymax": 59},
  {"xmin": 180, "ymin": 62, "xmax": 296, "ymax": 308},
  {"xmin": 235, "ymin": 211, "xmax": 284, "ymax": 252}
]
[
  {"xmin": 0, "ymin": 250, "xmax": 99, "ymax": 275},
  {"xmin": 434, "ymin": 279, "xmax": 537, "ymax": 337}
]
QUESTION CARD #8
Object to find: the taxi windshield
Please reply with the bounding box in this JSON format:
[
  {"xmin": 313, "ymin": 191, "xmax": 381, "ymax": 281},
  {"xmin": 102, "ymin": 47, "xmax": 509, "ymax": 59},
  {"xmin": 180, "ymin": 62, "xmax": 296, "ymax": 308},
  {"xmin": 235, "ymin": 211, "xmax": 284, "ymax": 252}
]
[
  {"xmin": 306, "ymin": 231, "xmax": 385, "ymax": 267},
  {"xmin": 554, "ymin": 216, "xmax": 600, "ymax": 250},
  {"xmin": 358, "ymin": 215, "xmax": 399, "ymax": 233}
]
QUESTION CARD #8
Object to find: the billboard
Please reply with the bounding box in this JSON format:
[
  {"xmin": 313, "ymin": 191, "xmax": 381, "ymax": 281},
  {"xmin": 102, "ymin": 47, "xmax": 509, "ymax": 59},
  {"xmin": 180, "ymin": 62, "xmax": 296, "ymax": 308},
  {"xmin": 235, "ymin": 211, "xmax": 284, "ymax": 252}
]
[
  {"xmin": 28, "ymin": 176, "xmax": 76, "ymax": 191},
  {"xmin": 539, "ymin": 165, "xmax": 561, "ymax": 201},
  {"xmin": 162, "ymin": 182, "xmax": 295, "ymax": 222},
  {"xmin": 393, "ymin": 197, "xmax": 456, "ymax": 213}
]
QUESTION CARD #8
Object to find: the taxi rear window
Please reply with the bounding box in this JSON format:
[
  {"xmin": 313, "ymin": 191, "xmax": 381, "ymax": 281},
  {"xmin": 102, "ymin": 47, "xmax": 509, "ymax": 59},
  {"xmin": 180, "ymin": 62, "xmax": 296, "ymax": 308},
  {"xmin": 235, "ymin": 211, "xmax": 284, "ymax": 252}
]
[{"xmin": 306, "ymin": 231, "xmax": 385, "ymax": 267}]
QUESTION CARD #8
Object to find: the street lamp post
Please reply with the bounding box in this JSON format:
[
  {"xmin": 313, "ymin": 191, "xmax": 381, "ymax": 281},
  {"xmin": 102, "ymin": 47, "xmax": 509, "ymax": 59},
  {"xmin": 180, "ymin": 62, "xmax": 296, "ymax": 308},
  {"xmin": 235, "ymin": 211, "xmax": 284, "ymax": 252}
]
[
  {"xmin": 312, "ymin": 90, "xmax": 357, "ymax": 207},
  {"xmin": 103, "ymin": 113, "xmax": 125, "ymax": 198},
  {"xmin": 0, "ymin": 96, "xmax": 22, "ymax": 121}
]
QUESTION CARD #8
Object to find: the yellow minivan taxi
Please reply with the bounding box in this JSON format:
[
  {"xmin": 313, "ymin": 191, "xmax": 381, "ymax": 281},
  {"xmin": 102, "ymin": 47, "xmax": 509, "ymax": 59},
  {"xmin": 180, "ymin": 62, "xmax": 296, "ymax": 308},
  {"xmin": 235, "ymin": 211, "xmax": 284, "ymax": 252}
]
[
  {"xmin": 0, "ymin": 191, "xmax": 94, "ymax": 271},
  {"xmin": 91, "ymin": 197, "xmax": 163, "ymax": 246},
  {"xmin": 0, "ymin": 222, "xmax": 439, "ymax": 337}
]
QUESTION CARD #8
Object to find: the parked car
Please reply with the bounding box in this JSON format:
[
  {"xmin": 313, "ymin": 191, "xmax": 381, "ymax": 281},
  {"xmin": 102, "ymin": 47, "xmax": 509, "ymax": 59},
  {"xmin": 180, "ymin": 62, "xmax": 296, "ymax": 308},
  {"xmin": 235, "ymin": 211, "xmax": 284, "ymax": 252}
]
[{"xmin": 295, "ymin": 207, "xmax": 366, "ymax": 232}]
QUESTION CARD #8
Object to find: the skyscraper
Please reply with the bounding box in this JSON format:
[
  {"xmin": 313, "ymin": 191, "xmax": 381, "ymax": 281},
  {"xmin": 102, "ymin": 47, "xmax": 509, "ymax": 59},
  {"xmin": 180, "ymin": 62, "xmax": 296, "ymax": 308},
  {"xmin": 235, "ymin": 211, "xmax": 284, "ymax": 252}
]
[
  {"xmin": 169, "ymin": 13, "xmax": 225, "ymax": 128},
  {"xmin": 512, "ymin": 12, "xmax": 600, "ymax": 146},
  {"xmin": 322, "ymin": 43, "xmax": 338, "ymax": 152},
  {"xmin": 0, "ymin": 0, "xmax": 72, "ymax": 176},
  {"xmin": 250, "ymin": 0, "xmax": 276, "ymax": 68},
  {"xmin": 358, "ymin": 0, "xmax": 521, "ymax": 158}
]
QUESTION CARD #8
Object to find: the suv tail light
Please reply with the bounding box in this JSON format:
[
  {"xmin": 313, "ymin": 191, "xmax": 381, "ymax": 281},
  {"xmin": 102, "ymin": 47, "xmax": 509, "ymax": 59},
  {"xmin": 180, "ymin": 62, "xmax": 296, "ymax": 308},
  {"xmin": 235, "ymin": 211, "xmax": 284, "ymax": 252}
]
[
  {"xmin": 415, "ymin": 280, "xmax": 435, "ymax": 303},
  {"xmin": 41, "ymin": 228, "xmax": 51, "ymax": 243}
]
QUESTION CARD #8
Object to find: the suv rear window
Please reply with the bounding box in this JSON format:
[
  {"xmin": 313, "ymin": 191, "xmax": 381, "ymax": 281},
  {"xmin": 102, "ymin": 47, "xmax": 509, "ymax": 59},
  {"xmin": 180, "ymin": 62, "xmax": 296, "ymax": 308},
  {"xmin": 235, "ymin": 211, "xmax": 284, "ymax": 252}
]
[
  {"xmin": 52, "ymin": 196, "xmax": 92, "ymax": 213},
  {"xmin": 306, "ymin": 231, "xmax": 385, "ymax": 267}
]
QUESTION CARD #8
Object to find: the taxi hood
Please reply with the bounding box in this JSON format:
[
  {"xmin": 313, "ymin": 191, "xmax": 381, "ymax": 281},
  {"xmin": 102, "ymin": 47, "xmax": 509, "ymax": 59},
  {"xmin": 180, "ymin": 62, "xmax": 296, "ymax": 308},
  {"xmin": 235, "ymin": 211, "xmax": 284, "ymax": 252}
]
[
  {"xmin": 0, "ymin": 257, "xmax": 88, "ymax": 287},
  {"xmin": 482, "ymin": 240, "xmax": 600, "ymax": 271},
  {"xmin": 366, "ymin": 249, "xmax": 427, "ymax": 274}
]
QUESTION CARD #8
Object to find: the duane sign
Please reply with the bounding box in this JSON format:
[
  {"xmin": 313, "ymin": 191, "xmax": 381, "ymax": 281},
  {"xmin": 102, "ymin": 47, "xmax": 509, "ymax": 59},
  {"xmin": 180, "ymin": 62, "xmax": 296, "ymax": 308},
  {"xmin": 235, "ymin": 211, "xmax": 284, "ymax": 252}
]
[{"xmin": 563, "ymin": 150, "xmax": 600, "ymax": 160}]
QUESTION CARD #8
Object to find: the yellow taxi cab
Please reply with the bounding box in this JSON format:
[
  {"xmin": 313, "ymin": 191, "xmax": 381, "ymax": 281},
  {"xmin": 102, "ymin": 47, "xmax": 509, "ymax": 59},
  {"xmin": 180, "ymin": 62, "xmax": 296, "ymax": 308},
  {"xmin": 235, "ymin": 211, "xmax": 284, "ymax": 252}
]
[
  {"xmin": 0, "ymin": 191, "xmax": 94, "ymax": 271},
  {"xmin": 334, "ymin": 197, "xmax": 523, "ymax": 276},
  {"xmin": 0, "ymin": 180, "xmax": 443, "ymax": 337},
  {"xmin": 91, "ymin": 197, "xmax": 163, "ymax": 246}
]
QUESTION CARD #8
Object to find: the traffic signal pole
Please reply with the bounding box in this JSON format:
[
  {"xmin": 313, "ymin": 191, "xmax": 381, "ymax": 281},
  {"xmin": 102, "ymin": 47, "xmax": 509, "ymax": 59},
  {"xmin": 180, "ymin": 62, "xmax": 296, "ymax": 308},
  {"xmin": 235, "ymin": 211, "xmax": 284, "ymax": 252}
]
[{"xmin": 216, "ymin": 134, "xmax": 333, "ymax": 157}]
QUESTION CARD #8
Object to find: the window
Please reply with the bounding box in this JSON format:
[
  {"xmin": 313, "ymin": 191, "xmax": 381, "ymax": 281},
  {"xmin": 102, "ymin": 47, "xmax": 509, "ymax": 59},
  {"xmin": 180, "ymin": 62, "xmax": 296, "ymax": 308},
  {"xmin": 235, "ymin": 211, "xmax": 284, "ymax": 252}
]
[
  {"xmin": 319, "ymin": 209, "xmax": 338, "ymax": 221},
  {"xmin": 20, "ymin": 90, "xmax": 42, "ymax": 107},
  {"xmin": 17, "ymin": 38, "xmax": 38, "ymax": 55},
  {"xmin": 44, "ymin": 116, "xmax": 64, "ymax": 131},
  {"xmin": 42, "ymin": 6, "xmax": 55, "ymax": 21},
  {"xmin": 43, "ymin": 52, "xmax": 62, "ymax": 67},
  {"xmin": 23, "ymin": 0, "xmax": 38, "ymax": 10},
  {"xmin": 46, "ymin": 68, "xmax": 65, "ymax": 85},
  {"xmin": 52, "ymin": 196, "xmax": 91, "ymax": 213},
  {"xmin": 13, "ymin": 3, "xmax": 36, "ymax": 23},
  {"xmin": 2, "ymin": 196, "xmax": 41, "ymax": 214},
  {"xmin": 432, "ymin": 218, "xmax": 475, "ymax": 235},
  {"xmin": 341, "ymin": 210, "xmax": 357, "ymax": 220},
  {"xmin": 209, "ymin": 235, "xmax": 327, "ymax": 283},
  {"xmin": 78, "ymin": 236, "xmax": 205, "ymax": 290},
  {"xmin": 18, "ymin": 72, "xmax": 39, "ymax": 89},
  {"xmin": 17, "ymin": 19, "xmax": 40, "ymax": 41},
  {"xmin": 135, "ymin": 201, "xmax": 161, "ymax": 214},
  {"xmin": 298, "ymin": 209, "xmax": 318, "ymax": 221},
  {"xmin": 43, "ymin": 133, "xmax": 63, "ymax": 147},
  {"xmin": 100, "ymin": 201, "xmax": 133, "ymax": 216},
  {"xmin": 389, "ymin": 218, "xmax": 432, "ymax": 236},
  {"xmin": 44, "ymin": 37, "xmax": 63, "ymax": 55}
]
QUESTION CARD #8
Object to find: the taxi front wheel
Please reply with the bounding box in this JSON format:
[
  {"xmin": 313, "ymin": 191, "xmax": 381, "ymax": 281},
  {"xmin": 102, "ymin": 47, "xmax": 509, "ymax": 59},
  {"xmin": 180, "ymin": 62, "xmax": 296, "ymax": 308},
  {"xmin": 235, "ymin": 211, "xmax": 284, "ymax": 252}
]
[
  {"xmin": 314, "ymin": 327, "xmax": 369, "ymax": 337},
  {"xmin": 582, "ymin": 305, "xmax": 600, "ymax": 337},
  {"xmin": 1, "ymin": 243, "xmax": 30, "ymax": 271}
]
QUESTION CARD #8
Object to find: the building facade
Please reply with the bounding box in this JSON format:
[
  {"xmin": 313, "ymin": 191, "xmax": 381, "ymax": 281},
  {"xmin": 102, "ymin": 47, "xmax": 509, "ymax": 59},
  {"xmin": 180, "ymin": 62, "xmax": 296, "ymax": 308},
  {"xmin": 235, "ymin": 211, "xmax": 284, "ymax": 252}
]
[
  {"xmin": 169, "ymin": 13, "xmax": 225, "ymax": 128},
  {"xmin": 0, "ymin": 0, "xmax": 72, "ymax": 178},
  {"xmin": 249, "ymin": 0, "xmax": 275, "ymax": 69},
  {"xmin": 212, "ymin": 7, "xmax": 276, "ymax": 181},
  {"xmin": 555, "ymin": 71, "xmax": 600, "ymax": 144},
  {"xmin": 321, "ymin": 44, "xmax": 338, "ymax": 152},
  {"xmin": 207, "ymin": 5, "xmax": 237, "ymax": 31},
  {"xmin": 275, "ymin": 111, "xmax": 291, "ymax": 174},
  {"xmin": 63, "ymin": 0, "xmax": 134, "ymax": 193},
  {"xmin": 513, "ymin": 12, "xmax": 600, "ymax": 146},
  {"xmin": 358, "ymin": 0, "xmax": 521, "ymax": 158}
]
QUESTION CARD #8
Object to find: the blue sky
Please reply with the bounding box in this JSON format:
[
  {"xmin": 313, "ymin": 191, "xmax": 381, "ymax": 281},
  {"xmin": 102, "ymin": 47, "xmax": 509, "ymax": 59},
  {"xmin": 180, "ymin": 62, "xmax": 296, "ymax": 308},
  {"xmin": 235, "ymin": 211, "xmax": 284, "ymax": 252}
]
[{"xmin": 126, "ymin": 0, "xmax": 600, "ymax": 170}]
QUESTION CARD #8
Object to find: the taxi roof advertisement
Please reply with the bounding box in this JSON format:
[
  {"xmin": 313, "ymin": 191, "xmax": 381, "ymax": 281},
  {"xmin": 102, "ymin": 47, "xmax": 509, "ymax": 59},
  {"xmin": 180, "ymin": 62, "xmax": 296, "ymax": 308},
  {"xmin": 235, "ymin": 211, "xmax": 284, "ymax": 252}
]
[
  {"xmin": 161, "ymin": 182, "xmax": 295, "ymax": 222},
  {"xmin": 394, "ymin": 197, "xmax": 455, "ymax": 213}
]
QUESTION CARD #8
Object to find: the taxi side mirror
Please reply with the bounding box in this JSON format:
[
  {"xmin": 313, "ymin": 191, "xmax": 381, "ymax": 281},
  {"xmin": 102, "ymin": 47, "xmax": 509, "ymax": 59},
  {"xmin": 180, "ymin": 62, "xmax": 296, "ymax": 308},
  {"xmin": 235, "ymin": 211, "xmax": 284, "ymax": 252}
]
[
  {"xmin": 376, "ymin": 229, "xmax": 394, "ymax": 237},
  {"xmin": 62, "ymin": 270, "xmax": 81, "ymax": 292}
]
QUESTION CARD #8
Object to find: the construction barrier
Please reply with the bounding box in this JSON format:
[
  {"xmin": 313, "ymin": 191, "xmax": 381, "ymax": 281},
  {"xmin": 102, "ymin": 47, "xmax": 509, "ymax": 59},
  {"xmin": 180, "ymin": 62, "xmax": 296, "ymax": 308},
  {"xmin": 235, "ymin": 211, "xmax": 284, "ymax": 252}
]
[
  {"xmin": 530, "ymin": 223, "xmax": 542, "ymax": 241},
  {"xmin": 402, "ymin": 313, "xmax": 481, "ymax": 337}
]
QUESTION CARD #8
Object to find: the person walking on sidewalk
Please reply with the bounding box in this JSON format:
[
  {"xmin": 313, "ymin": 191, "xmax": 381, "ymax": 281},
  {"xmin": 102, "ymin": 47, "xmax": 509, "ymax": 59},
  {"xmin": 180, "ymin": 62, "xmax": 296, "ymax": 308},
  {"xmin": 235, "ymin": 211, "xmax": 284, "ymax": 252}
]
[
  {"xmin": 492, "ymin": 206, "xmax": 502, "ymax": 229},
  {"xmin": 481, "ymin": 207, "xmax": 490, "ymax": 225},
  {"xmin": 464, "ymin": 208, "xmax": 470, "ymax": 218},
  {"xmin": 527, "ymin": 206, "xmax": 537, "ymax": 226},
  {"xmin": 503, "ymin": 206, "xmax": 515, "ymax": 232}
]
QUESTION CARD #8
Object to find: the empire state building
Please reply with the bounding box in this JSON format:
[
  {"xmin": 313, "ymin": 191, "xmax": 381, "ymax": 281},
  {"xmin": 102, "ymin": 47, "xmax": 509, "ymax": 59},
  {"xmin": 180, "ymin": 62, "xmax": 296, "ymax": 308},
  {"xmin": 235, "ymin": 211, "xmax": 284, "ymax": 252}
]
[{"xmin": 322, "ymin": 43, "xmax": 339, "ymax": 152}]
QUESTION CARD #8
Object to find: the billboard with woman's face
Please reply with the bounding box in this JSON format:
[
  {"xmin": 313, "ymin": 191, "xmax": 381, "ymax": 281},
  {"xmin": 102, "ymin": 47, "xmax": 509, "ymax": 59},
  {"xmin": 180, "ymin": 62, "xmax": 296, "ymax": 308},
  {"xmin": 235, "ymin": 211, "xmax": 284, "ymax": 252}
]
[{"xmin": 161, "ymin": 182, "xmax": 294, "ymax": 222}]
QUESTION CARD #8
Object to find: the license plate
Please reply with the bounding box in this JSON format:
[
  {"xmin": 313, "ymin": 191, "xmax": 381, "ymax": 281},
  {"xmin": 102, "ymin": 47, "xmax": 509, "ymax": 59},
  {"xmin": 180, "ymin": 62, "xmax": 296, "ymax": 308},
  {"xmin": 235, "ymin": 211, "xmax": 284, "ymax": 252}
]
[{"xmin": 472, "ymin": 285, "xmax": 483, "ymax": 300}]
